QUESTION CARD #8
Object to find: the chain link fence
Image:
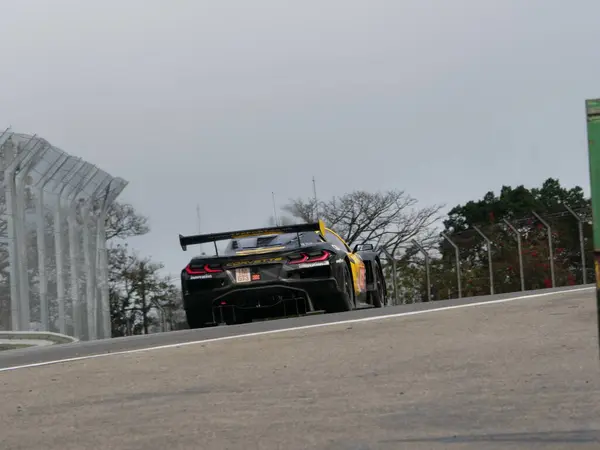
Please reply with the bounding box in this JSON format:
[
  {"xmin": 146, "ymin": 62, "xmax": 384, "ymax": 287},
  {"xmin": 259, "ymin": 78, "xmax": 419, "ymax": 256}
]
[
  {"xmin": 0, "ymin": 128, "xmax": 127, "ymax": 340},
  {"xmin": 378, "ymin": 206, "xmax": 593, "ymax": 305}
]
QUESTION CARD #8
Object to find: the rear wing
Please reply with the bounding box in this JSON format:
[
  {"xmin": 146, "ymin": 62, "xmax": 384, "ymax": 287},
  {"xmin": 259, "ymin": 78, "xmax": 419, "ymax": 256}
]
[{"xmin": 179, "ymin": 220, "xmax": 327, "ymax": 251}]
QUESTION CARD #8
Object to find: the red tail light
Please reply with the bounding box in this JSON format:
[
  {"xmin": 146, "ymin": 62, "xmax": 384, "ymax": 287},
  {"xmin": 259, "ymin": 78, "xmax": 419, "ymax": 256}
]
[
  {"xmin": 185, "ymin": 264, "xmax": 223, "ymax": 275},
  {"xmin": 288, "ymin": 254, "xmax": 309, "ymax": 265},
  {"xmin": 204, "ymin": 265, "xmax": 223, "ymax": 273},
  {"xmin": 288, "ymin": 250, "xmax": 331, "ymax": 265}
]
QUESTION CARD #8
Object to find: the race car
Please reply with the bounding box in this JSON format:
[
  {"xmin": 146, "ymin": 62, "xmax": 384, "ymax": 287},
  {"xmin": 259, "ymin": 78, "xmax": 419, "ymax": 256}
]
[{"xmin": 179, "ymin": 220, "xmax": 388, "ymax": 328}]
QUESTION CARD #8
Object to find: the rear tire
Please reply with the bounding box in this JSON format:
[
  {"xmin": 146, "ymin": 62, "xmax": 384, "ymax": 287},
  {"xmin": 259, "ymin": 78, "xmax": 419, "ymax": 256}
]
[
  {"xmin": 369, "ymin": 262, "xmax": 386, "ymax": 308},
  {"xmin": 371, "ymin": 279, "xmax": 385, "ymax": 308},
  {"xmin": 326, "ymin": 262, "xmax": 355, "ymax": 313},
  {"xmin": 371, "ymin": 262, "xmax": 387, "ymax": 308}
]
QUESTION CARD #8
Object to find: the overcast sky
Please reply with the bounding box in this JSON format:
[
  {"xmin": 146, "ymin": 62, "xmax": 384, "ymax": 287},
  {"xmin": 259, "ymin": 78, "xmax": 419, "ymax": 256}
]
[{"xmin": 0, "ymin": 0, "xmax": 598, "ymax": 277}]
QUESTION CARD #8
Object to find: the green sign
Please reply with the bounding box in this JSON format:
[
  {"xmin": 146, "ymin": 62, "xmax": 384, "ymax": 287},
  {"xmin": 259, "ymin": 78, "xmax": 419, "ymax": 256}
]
[
  {"xmin": 585, "ymin": 98, "xmax": 600, "ymax": 357},
  {"xmin": 586, "ymin": 100, "xmax": 600, "ymax": 262}
]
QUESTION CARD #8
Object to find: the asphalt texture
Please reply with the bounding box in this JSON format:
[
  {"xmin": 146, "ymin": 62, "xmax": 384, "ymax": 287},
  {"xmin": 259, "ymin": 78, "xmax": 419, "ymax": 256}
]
[
  {"xmin": 0, "ymin": 285, "xmax": 591, "ymax": 370},
  {"xmin": 0, "ymin": 286, "xmax": 599, "ymax": 449}
]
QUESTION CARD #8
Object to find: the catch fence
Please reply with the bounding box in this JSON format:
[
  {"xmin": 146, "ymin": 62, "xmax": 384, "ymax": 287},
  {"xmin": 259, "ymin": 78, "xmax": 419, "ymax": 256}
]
[{"xmin": 0, "ymin": 128, "xmax": 127, "ymax": 340}]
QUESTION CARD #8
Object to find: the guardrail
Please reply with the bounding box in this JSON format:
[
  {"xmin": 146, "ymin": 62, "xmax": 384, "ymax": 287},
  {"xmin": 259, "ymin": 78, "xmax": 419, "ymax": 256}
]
[{"xmin": 0, "ymin": 331, "xmax": 78, "ymax": 351}]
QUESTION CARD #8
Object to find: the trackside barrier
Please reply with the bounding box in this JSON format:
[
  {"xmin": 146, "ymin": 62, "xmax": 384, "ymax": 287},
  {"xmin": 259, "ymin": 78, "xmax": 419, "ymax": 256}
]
[
  {"xmin": 0, "ymin": 129, "xmax": 128, "ymax": 341},
  {"xmin": 0, "ymin": 331, "xmax": 78, "ymax": 351}
]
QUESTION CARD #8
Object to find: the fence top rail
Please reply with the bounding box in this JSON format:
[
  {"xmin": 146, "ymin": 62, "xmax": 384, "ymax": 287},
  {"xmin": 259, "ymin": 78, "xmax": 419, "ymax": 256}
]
[{"xmin": 0, "ymin": 130, "xmax": 128, "ymax": 193}]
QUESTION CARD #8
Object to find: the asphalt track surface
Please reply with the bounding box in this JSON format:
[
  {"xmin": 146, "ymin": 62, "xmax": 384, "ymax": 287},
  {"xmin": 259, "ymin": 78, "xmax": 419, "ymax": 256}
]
[{"xmin": 0, "ymin": 285, "xmax": 599, "ymax": 449}]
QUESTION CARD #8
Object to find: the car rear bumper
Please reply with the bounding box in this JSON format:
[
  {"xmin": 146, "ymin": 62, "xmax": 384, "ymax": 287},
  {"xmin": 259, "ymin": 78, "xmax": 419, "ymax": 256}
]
[{"xmin": 183, "ymin": 276, "xmax": 340, "ymax": 312}]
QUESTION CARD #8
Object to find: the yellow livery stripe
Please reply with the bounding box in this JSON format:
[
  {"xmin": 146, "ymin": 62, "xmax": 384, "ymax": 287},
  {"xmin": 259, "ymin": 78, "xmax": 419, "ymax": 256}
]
[{"xmin": 235, "ymin": 246, "xmax": 286, "ymax": 256}]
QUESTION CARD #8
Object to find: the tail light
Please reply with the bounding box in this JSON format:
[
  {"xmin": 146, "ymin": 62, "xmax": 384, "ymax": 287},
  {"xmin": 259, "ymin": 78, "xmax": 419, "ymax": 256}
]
[
  {"xmin": 185, "ymin": 263, "xmax": 223, "ymax": 275},
  {"xmin": 287, "ymin": 250, "xmax": 331, "ymax": 265}
]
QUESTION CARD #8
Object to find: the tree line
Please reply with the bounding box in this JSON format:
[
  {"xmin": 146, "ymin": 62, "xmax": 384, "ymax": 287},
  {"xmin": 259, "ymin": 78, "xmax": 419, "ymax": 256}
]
[
  {"xmin": 282, "ymin": 178, "xmax": 592, "ymax": 303},
  {"xmin": 105, "ymin": 203, "xmax": 187, "ymax": 336}
]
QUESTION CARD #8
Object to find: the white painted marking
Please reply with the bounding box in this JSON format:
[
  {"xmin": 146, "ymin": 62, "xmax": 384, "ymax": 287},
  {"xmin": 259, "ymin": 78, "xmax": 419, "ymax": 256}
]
[
  {"xmin": 0, "ymin": 339, "xmax": 55, "ymax": 347},
  {"xmin": 0, "ymin": 287, "xmax": 593, "ymax": 373}
]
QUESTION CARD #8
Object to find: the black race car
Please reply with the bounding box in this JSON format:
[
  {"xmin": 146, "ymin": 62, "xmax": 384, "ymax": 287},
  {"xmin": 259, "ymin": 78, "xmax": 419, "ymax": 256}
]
[{"xmin": 179, "ymin": 220, "xmax": 388, "ymax": 328}]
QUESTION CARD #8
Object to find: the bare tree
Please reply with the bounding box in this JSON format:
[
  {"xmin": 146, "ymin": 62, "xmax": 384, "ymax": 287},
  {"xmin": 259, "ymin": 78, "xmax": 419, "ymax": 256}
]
[
  {"xmin": 105, "ymin": 202, "xmax": 150, "ymax": 241},
  {"xmin": 283, "ymin": 189, "xmax": 442, "ymax": 256},
  {"xmin": 108, "ymin": 244, "xmax": 139, "ymax": 336},
  {"xmin": 109, "ymin": 244, "xmax": 182, "ymax": 336},
  {"xmin": 104, "ymin": 203, "xmax": 172, "ymax": 336}
]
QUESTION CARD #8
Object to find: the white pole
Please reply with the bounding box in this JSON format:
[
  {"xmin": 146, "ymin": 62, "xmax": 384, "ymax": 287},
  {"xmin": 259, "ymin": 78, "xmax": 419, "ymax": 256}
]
[
  {"xmin": 96, "ymin": 211, "xmax": 108, "ymax": 338},
  {"xmin": 5, "ymin": 134, "xmax": 38, "ymax": 330},
  {"xmin": 54, "ymin": 202, "xmax": 65, "ymax": 332},
  {"xmin": 312, "ymin": 176, "xmax": 318, "ymax": 221},
  {"xmin": 68, "ymin": 201, "xmax": 81, "ymax": 337},
  {"xmin": 84, "ymin": 173, "xmax": 111, "ymax": 340},
  {"xmin": 16, "ymin": 141, "xmax": 47, "ymax": 329},
  {"xmin": 55, "ymin": 159, "xmax": 85, "ymax": 334},
  {"xmin": 35, "ymin": 153, "xmax": 69, "ymax": 331},
  {"xmin": 82, "ymin": 203, "xmax": 94, "ymax": 339},
  {"xmin": 196, "ymin": 204, "xmax": 201, "ymax": 233},
  {"xmin": 196, "ymin": 204, "xmax": 203, "ymax": 254},
  {"xmin": 3, "ymin": 133, "xmax": 32, "ymax": 330},
  {"xmin": 68, "ymin": 165, "xmax": 98, "ymax": 340},
  {"xmin": 271, "ymin": 192, "xmax": 279, "ymax": 226},
  {"xmin": 97, "ymin": 178, "xmax": 128, "ymax": 339}
]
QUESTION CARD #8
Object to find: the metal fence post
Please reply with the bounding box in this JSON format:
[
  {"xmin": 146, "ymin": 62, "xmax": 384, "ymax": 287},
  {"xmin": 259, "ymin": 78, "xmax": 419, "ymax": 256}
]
[
  {"xmin": 83, "ymin": 172, "xmax": 111, "ymax": 340},
  {"xmin": 532, "ymin": 211, "xmax": 556, "ymax": 288},
  {"xmin": 441, "ymin": 232, "xmax": 462, "ymax": 298},
  {"xmin": 473, "ymin": 226, "xmax": 494, "ymax": 295},
  {"xmin": 377, "ymin": 247, "xmax": 398, "ymax": 305},
  {"xmin": 96, "ymin": 212, "xmax": 109, "ymax": 338},
  {"xmin": 502, "ymin": 219, "xmax": 525, "ymax": 291},
  {"xmin": 412, "ymin": 239, "xmax": 431, "ymax": 302},
  {"xmin": 95, "ymin": 178, "xmax": 128, "ymax": 338},
  {"xmin": 12, "ymin": 135, "xmax": 41, "ymax": 329},
  {"xmin": 4, "ymin": 134, "xmax": 37, "ymax": 330},
  {"xmin": 81, "ymin": 200, "xmax": 94, "ymax": 338},
  {"xmin": 34, "ymin": 153, "xmax": 70, "ymax": 330},
  {"xmin": 15, "ymin": 139, "xmax": 48, "ymax": 329},
  {"xmin": 68, "ymin": 164, "xmax": 98, "ymax": 340},
  {"xmin": 564, "ymin": 204, "xmax": 587, "ymax": 285},
  {"xmin": 153, "ymin": 301, "xmax": 167, "ymax": 332},
  {"xmin": 53, "ymin": 158, "xmax": 85, "ymax": 334}
]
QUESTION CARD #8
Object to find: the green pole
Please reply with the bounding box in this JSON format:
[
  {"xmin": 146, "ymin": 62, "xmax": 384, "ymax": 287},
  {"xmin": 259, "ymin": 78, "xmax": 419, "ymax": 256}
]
[{"xmin": 585, "ymin": 98, "xmax": 600, "ymax": 357}]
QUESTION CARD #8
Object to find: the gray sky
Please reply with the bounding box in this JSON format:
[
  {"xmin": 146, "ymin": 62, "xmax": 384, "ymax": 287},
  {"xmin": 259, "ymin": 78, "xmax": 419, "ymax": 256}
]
[{"xmin": 0, "ymin": 0, "xmax": 598, "ymax": 277}]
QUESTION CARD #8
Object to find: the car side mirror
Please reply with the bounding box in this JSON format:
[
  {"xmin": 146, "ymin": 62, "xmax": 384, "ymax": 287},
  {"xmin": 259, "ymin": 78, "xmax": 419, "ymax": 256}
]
[{"xmin": 353, "ymin": 243, "xmax": 374, "ymax": 252}]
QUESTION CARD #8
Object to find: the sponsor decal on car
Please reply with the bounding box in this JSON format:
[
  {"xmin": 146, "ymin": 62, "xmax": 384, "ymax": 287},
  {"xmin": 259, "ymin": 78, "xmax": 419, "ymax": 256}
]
[
  {"xmin": 190, "ymin": 274, "xmax": 213, "ymax": 280},
  {"xmin": 298, "ymin": 261, "xmax": 330, "ymax": 269},
  {"xmin": 236, "ymin": 246, "xmax": 286, "ymax": 256},
  {"xmin": 225, "ymin": 257, "xmax": 283, "ymax": 267},
  {"xmin": 231, "ymin": 229, "xmax": 284, "ymax": 238}
]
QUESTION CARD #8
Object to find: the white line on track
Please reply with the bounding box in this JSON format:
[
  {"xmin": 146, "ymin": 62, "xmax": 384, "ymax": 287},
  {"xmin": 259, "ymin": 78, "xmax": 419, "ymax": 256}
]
[{"xmin": 0, "ymin": 286, "xmax": 594, "ymax": 373}]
